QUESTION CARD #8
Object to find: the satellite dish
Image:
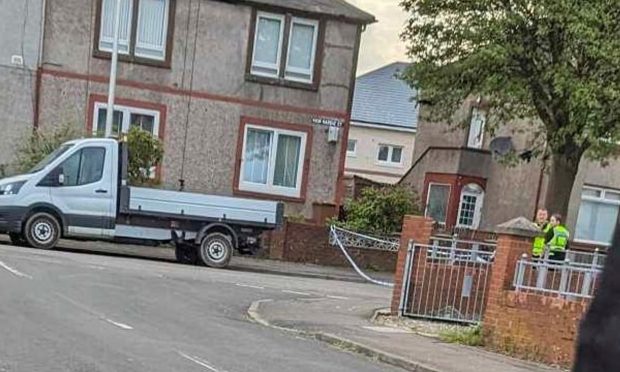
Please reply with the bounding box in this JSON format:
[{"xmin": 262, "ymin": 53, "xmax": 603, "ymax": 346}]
[{"xmin": 489, "ymin": 136, "xmax": 514, "ymax": 156}]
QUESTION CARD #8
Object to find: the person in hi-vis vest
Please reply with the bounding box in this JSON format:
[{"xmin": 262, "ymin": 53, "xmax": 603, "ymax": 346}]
[
  {"xmin": 532, "ymin": 208, "xmax": 551, "ymax": 258},
  {"xmin": 544, "ymin": 213, "xmax": 570, "ymax": 261}
]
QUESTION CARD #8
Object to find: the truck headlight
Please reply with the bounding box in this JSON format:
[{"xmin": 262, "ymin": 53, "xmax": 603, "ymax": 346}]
[{"xmin": 0, "ymin": 181, "xmax": 26, "ymax": 195}]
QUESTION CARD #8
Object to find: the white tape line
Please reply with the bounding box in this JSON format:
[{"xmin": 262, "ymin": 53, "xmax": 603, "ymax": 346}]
[
  {"xmin": 282, "ymin": 290, "xmax": 311, "ymax": 296},
  {"xmin": 178, "ymin": 351, "xmax": 226, "ymax": 372},
  {"xmin": 235, "ymin": 283, "xmax": 265, "ymax": 290}
]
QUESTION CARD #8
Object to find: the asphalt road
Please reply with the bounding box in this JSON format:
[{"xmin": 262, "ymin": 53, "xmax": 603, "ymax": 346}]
[{"xmin": 0, "ymin": 242, "xmax": 398, "ymax": 372}]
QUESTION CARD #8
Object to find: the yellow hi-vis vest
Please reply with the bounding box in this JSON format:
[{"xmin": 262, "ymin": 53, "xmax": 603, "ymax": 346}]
[
  {"xmin": 549, "ymin": 225, "xmax": 570, "ymax": 253},
  {"xmin": 532, "ymin": 223, "xmax": 551, "ymax": 257}
]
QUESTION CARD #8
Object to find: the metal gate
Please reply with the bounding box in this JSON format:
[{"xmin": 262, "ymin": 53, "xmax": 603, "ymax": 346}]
[{"xmin": 399, "ymin": 237, "xmax": 496, "ymax": 324}]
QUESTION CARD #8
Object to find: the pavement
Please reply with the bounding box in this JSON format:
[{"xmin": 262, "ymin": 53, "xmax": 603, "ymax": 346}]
[{"xmin": 249, "ymin": 296, "xmax": 560, "ymax": 372}]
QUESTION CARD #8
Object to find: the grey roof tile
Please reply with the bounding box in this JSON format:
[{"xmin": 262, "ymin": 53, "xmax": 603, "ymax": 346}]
[{"xmin": 351, "ymin": 62, "xmax": 419, "ymax": 130}]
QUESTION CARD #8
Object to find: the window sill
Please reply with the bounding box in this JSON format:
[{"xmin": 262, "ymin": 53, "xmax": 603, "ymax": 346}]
[
  {"xmin": 234, "ymin": 187, "xmax": 305, "ymax": 204},
  {"xmin": 245, "ymin": 74, "xmax": 318, "ymax": 92},
  {"xmin": 93, "ymin": 50, "xmax": 171, "ymax": 69},
  {"xmin": 573, "ymin": 238, "xmax": 611, "ymax": 247},
  {"xmin": 376, "ymin": 161, "xmax": 404, "ymax": 169}
]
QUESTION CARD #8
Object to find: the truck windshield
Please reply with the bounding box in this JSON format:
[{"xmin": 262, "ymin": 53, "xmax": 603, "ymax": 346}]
[{"xmin": 28, "ymin": 144, "xmax": 74, "ymax": 174}]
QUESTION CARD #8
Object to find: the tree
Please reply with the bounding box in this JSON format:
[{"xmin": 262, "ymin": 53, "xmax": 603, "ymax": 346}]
[
  {"xmin": 126, "ymin": 127, "xmax": 164, "ymax": 186},
  {"xmin": 334, "ymin": 186, "xmax": 421, "ymax": 235},
  {"xmin": 400, "ymin": 0, "xmax": 620, "ymax": 216},
  {"xmin": 15, "ymin": 123, "xmax": 83, "ymax": 173}
]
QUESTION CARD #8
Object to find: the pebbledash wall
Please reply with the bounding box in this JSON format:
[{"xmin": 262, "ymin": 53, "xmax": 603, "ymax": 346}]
[
  {"xmin": 266, "ymin": 221, "xmax": 397, "ymax": 272},
  {"xmin": 392, "ymin": 215, "xmax": 589, "ymax": 367},
  {"xmin": 36, "ymin": 0, "xmax": 371, "ymax": 219}
]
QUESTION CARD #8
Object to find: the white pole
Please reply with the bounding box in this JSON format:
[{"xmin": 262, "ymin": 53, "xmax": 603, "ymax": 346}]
[{"xmin": 105, "ymin": 0, "xmax": 123, "ymax": 138}]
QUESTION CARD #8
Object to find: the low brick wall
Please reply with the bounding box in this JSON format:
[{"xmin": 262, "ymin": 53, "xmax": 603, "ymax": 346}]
[
  {"xmin": 267, "ymin": 222, "xmax": 397, "ymax": 272},
  {"xmin": 484, "ymin": 291, "xmax": 588, "ymax": 367}
]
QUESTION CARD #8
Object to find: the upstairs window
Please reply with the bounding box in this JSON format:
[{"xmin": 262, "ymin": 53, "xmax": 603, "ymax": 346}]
[
  {"xmin": 250, "ymin": 11, "xmax": 320, "ymax": 86},
  {"xmin": 467, "ymin": 108, "xmax": 486, "ymax": 149},
  {"xmin": 377, "ymin": 145, "xmax": 404, "ymax": 166},
  {"xmin": 97, "ymin": 0, "xmax": 174, "ymax": 64}
]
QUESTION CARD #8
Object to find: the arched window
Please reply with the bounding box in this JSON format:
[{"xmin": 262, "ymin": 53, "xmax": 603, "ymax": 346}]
[{"xmin": 457, "ymin": 183, "xmax": 484, "ymax": 229}]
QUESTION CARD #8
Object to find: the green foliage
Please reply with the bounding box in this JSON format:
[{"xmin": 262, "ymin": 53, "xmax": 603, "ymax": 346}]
[
  {"xmin": 286, "ymin": 213, "xmax": 306, "ymax": 224},
  {"xmin": 400, "ymin": 0, "xmax": 620, "ymax": 214},
  {"xmin": 334, "ymin": 186, "xmax": 421, "ymax": 235},
  {"xmin": 439, "ymin": 326, "xmax": 484, "ymax": 347},
  {"xmin": 126, "ymin": 127, "xmax": 164, "ymax": 186},
  {"xmin": 15, "ymin": 123, "xmax": 83, "ymax": 173}
]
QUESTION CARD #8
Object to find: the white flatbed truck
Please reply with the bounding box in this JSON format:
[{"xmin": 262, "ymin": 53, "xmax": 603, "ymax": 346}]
[{"xmin": 0, "ymin": 138, "xmax": 283, "ymax": 268}]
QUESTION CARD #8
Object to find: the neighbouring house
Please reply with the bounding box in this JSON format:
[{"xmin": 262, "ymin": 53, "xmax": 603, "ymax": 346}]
[
  {"xmin": 399, "ymin": 97, "xmax": 620, "ymax": 249},
  {"xmin": 344, "ymin": 62, "xmax": 418, "ymax": 186},
  {"xmin": 0, "ymin": 1, "xmax": 45, "ymax": 172},
  {"xmin": 34, "ymin": 0, "xmax": 375, "ymax": 221}
]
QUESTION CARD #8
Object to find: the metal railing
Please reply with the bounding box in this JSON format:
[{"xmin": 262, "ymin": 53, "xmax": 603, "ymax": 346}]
[
  {"xmin": 513, "ymin": 249, "xmax": 604, "ymax": 300},
  {"xmin": 429, "ymin": 236, "xmax": 496, "ymax": 264},
  {"xmin": 328, "ymin": 226, "xmax": 400, "ymax": 252},
  {"xmin": 401, "ymin": 242, "xmax": 495, "ymax": 324}
]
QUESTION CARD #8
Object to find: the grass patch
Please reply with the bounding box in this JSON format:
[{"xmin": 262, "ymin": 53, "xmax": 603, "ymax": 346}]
[{"xmin": 439, "ymin": 325, "xmax": 484, "ymax": 346}]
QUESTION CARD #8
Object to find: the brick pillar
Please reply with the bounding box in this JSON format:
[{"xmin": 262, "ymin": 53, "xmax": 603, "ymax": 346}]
[
  {"xmin": 483, "ymin": 217, "xmax": 540, "ymax": 331},
  {"xmin": 391, "ymin": 215, "xmax": 434, "ymax": 315}
]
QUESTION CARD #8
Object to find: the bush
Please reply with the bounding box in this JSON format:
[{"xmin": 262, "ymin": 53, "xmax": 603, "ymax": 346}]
[
  {"xmin": 126, "ymin": 127, "xmax": 164, "ymax": 186},
  {"xmin": 333, "ymin": 185, "xmax": 421, "ymax": 235},
  {"xmin": 15, "ymin": 123, "xmax": 83, "ymax": 173}
]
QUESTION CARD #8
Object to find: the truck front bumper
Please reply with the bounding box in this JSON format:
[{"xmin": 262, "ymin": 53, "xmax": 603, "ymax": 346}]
[{"xmin": 0, "ymin": 206, "xmax": 27, "ymax": 234}]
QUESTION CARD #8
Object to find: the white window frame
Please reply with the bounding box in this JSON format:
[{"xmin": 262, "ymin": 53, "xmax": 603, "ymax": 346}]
[
  {"xmin": 284, "ymin": 17, "xmax": 319, "ymax": 83},
  {"xmin": 376, "ymin": 144, "xmax": 404, "ymax": 167},
  {"xmin": 134, "ymin": 0, "xmax": 171, "ymax": 61},
  {"xmin": 425, "ymin": 183, "xmax": 452, "ymax": 225},
  {"xmin": 98, "ymin": 0, "xmax": 171, "ymax": 61},
  {"xmin": 93, "ymin": 102, "xmax": 160, "ymax": 137},
  {"xmin": 456, "ymin": 184, "xmax": 484, "ymax": 229},
  {"xmin": 251, "ymin": 12, "xmax": 286, "ymax": 79},
  {"xmin": 575, "ymin": 186, "xmax": 620, "ymax": 246},
  {"xmin": 239, "ymin": 124, "xmax": 307, "ymax": 198},
  {"xmin": 346, "ymin": 139, "xmax": 357, "ymax": 157},
  {"xmin": 99, "ymin": 0, "xmax": 134, "ymax": 55},
  {"xmin": 467, "ymin": 108, "xmax": 486, "ymax": 149}
]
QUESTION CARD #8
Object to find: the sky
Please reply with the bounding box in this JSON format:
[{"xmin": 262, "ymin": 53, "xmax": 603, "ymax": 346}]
[{"xmin": 346, "ymin": 0, "xmax": 409, "ymax": 75}]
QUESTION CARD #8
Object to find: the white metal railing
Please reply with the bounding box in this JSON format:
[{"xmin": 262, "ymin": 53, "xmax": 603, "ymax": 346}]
[
  {"xmin": 513, "ymin": 250, "xmax": 604, "ymax": 300},
  {"xmin": 329, "ymin": 226, "xmax": 400, "ymax": 252},
  {"xmin": 429, "ymin": 236, "xmax": 496, "ymax": 264}
]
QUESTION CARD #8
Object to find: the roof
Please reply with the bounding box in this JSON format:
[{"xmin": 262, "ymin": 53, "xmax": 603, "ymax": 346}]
[
  {"xmin": 351, "ymin": 62, "xmax": 419, "ymax": 130},
  {"xmin": 217, "ymin": 0, "xmax": 376, "ymax": 24}
]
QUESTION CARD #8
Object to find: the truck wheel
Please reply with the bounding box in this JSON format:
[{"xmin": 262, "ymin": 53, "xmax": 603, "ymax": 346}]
[
  {"xmin": 199, "ymin": 233, "xmax": 233, "ymax": 268},
  {"xmin": 24, "ymin": 212, "xmax": 61, "ymax": 250},
  {"xmin": 9, "ymin": 233, "xmax": 27, "ymax": 246}
]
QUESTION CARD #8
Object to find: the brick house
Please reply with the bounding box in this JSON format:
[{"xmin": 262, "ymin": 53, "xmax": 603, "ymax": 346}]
[
  {"xmin": 345, "ymin": 62, "xmax": 418, "ymax": 185},
  {"xmin": 400, "ymin": 98, "xmax": 620, "ymax": 249},
  {"xmin": 34, "ymin": 0, "xmax": 374, "ymax": 220}
]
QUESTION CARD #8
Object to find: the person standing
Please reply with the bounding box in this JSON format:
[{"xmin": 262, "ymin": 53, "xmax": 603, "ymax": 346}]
[
  {"xmin": 545, "ymin": 213, "xmax": 570, "ymax": 261},
  {"xmin": 532, "ymin": 208, "xmax": 551, "ymax": 259}
]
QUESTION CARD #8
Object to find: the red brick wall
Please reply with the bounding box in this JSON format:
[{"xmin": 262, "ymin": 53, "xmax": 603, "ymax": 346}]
[
  {"xmin": 267, "ymin": 222, "xmax": 397, "ymax": 272},
  {"xmin": 484, "ymin": 291, "xmax": 588, "ymax": 366},
  {"xmin": 391, "ymin": 216, "xmax": 434, "ymax": 314}
]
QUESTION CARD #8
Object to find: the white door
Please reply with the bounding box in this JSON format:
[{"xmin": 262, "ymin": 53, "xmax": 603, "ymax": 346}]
[{"xmin": 48, "ymin": 144, "xmax": 115, "ymax": 237}]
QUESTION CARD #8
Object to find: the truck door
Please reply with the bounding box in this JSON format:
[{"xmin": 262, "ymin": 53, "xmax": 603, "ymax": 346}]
[{"xmin": 48, "ymin": 144, "xmax": 115, "ymax": 237}]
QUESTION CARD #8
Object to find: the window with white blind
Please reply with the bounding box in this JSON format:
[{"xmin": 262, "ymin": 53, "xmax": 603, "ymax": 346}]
[
  {"xmin": 239, "ymin": 124, "xmax": 307, "ymax": 198},
  {"xmin": 250, "ymin": 12, "xmax": 320, "ymax": 85},
  {"xmin": 98, "ymin": 0, "xmax": 172, "ymax": 62},
  {"xmin": 575, "ymin": 186, "xmax": 620, "ymax": 246}
]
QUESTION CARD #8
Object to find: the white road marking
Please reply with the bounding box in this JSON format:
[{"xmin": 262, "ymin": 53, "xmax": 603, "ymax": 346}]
[
  {"xmin": 326, "ymin": 295, "xmax": 350, "ymax": 300},
  {"xmin": 282, "ymin": 290, "xmax": 311, "ymax": 296},
  {"xmin": 55, "ymin": 293, "xmax": 133, "ymax": 331},
  {"xmin": 178, "ymin": 351, "xmax": 227, "ymax": 372},
  {"xmin": 0, "ymin": 260, "xmax": 32, "ymax": 279},
  {"xmin": 362, "ymin": 326, "xmax": 412, "ymax": 334},
  {"xmin": 105, "ymin": 319, "xmax": 134, "ymax": 330},
  {"xmin": 235, "ymin": 283, "xmax": 264, "ymax": 290}
]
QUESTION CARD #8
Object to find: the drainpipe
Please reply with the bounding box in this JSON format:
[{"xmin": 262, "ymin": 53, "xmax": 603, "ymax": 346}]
[{"xmin": 33, "ymin": 0, "xmax": 47, "ymax": 130}]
